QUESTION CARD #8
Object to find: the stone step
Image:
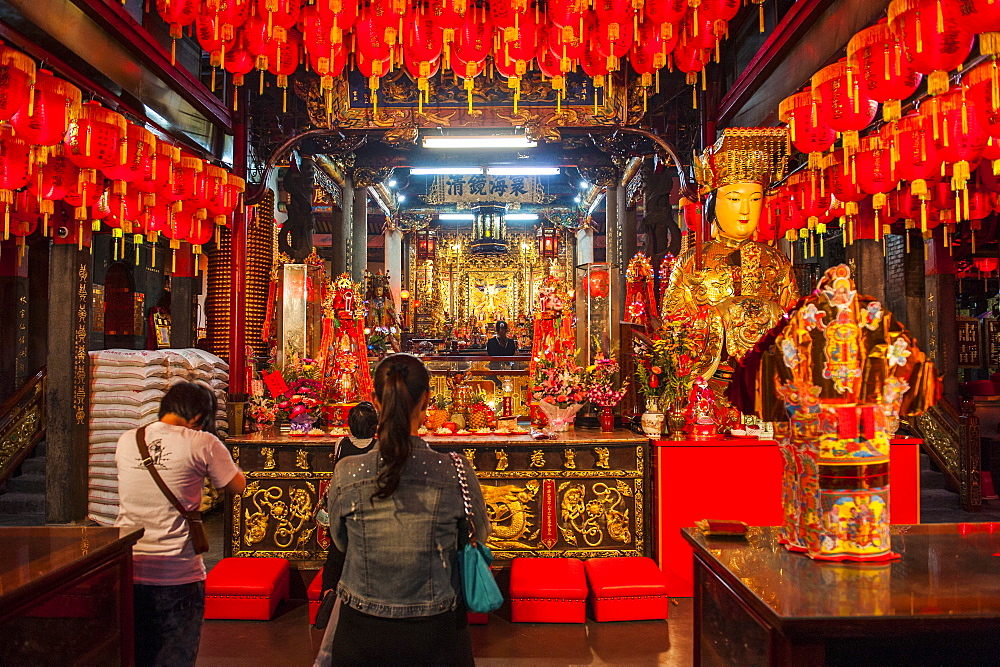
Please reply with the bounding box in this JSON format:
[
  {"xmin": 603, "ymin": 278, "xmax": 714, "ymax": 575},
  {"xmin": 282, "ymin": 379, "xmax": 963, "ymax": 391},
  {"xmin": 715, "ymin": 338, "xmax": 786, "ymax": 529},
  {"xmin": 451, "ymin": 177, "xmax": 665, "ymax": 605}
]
[
  {"xmin": 6, "ymin": 472, "xmax": 45, "ymax": 494},
  {"xmin": 20, "ymin": 457, "xmax": 46, "ymax": 476},
  {"xmin": 0, "ymin": 491, "xmax": 45, "ymax": 516},
  {"xmin": 0, "ymin": 512, "xmax": 44, "ymax": 526}
]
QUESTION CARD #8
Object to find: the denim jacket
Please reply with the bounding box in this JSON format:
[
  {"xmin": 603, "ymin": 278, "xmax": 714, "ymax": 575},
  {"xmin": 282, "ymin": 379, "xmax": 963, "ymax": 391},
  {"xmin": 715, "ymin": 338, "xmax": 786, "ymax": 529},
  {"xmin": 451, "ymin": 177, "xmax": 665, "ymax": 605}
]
[{"xmin": 330, "ymin": 438, "xmax": 491, "ymax": 618}]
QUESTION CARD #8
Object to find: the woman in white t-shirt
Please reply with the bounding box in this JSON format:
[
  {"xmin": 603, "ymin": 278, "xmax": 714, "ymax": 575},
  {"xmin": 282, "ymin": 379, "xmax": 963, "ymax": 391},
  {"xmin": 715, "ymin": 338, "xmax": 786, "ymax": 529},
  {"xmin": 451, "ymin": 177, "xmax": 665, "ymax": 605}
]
[{"xmin": 116, "ymin": 381, "xmax": 246, "ymax": 667}]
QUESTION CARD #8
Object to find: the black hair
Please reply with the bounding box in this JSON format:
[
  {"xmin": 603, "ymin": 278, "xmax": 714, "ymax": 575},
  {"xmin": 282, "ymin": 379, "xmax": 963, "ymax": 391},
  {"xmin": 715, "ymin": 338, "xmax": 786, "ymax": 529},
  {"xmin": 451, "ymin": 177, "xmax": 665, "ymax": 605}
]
[
  {"xmin": 703, "ymin": 191, "xmax": 717, "ymax": 227},
  {"xmin": 496, "ymin": 320, "xmax": 508, "ymax": 332},
  {"xmin": 158, "ymin": 381, "xmax": 218, "ymax": 437},
  {"xmin": 348, "ymin": 401, "xmax": 378, "ymax": 439},
  {"xmin": 371, "ymin": 353, "xmax": 430, "ymax": 500}
]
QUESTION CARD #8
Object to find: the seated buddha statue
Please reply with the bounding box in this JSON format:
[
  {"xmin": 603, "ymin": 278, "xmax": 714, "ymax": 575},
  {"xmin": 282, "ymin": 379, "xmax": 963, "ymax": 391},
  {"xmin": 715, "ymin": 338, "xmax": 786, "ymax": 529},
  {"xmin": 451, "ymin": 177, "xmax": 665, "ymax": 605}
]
[{"xmin": 661, "ymin": 128, "xmax": 799, "ymax": 426}]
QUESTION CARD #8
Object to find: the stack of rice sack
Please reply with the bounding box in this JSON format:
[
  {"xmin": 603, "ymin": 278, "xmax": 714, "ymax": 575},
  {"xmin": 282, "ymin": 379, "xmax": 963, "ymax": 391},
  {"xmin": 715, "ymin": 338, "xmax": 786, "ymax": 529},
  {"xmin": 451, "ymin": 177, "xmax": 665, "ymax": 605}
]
[
  {"xmin": 87, "ymin": 348, "xmax": 231, "ymax": 526},
  {"xmin": 88, "ymin": 349, "xmax": 171, "ymax": 526},
  {"xmin": 159, "ymin": 349, "xmax": 230, "ymax": 439}
]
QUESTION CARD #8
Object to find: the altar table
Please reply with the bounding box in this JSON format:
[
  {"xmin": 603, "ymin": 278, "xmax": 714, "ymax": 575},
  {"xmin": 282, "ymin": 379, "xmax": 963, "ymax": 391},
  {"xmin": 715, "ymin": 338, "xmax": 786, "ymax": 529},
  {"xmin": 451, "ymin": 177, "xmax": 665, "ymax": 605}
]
[
  {"xmin": 652, "ymin": 436, "xmax": 921, "ymax": 597},
  {"xmin": 0, "ymin": 526, "xmax": 143, "ymax": 665},
  {"xmin": 225, "ymin": 428, "xmax": 648, "ymax": 564},
  {"xmin": 683, "ymin": 524, "xmax": 1000, "ymax": 665}
]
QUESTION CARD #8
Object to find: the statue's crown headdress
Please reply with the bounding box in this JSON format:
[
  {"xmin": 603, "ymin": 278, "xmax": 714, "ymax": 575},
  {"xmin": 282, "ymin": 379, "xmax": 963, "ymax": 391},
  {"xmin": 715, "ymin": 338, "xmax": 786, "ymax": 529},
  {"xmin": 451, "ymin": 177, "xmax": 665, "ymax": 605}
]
[{"xmin": 694, "ymin": 127, "xmax": 790, "ymax": 193}]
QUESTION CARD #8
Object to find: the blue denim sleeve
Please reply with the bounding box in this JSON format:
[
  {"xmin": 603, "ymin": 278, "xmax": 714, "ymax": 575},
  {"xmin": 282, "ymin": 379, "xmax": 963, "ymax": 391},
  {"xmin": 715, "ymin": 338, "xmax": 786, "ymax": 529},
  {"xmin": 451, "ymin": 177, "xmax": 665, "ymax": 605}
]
[{"xmin": 329, "ymin": 472, "xmax": 348, "ymax": 553}]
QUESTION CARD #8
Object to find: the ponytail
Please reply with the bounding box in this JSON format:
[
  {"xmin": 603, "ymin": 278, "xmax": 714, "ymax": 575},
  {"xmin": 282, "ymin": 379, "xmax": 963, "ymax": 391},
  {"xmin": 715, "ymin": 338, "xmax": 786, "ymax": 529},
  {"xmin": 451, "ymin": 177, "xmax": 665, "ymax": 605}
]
[{"xmin": 372, "ymin": 353, "xmax": 430, "ymax": 501}]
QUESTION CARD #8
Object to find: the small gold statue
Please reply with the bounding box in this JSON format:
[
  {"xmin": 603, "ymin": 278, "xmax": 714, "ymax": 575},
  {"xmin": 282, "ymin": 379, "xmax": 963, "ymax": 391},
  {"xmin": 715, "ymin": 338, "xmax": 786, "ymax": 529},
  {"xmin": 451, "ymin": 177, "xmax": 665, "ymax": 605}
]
[{"xmin": 662, "ymin": 128, "xmax": 799, "ymax": 428}]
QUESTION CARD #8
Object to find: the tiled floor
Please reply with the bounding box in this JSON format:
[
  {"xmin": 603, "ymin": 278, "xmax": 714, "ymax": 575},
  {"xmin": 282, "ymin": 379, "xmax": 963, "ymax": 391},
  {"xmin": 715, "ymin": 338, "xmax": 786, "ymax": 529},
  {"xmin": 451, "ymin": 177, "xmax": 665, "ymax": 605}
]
[
  {"xmin": 197, "ymin": 452, "xmax": 1000, "ymax": 665},
  {"xmin": 197, "ymin": 599, "xmax": 691, "ymax": 666}
]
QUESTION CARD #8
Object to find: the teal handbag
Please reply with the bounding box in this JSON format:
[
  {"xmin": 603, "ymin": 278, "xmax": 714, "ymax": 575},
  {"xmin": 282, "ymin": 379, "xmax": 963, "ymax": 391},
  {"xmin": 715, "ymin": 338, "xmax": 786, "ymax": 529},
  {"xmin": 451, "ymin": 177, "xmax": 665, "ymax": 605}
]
[{"xmin": 450, "ymin": 452, "xmax": 504, "ymax": 614}]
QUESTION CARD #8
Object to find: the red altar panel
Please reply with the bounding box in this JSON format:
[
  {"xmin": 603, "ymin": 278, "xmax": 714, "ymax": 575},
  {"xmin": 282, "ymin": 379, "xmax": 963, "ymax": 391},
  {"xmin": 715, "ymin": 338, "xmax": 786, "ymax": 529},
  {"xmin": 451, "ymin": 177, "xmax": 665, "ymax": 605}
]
[{"xmin": 652, "ymin": 437, "xmax": 922, "ymax": 597}]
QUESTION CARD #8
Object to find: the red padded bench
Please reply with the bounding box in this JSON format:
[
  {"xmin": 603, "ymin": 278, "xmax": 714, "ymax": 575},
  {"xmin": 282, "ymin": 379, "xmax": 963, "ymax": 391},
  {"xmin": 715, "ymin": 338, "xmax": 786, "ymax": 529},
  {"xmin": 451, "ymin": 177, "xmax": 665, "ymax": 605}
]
[
  {"xmin": 510, "ymin": 557, "xmax": 587, "ymax": 623},
  {"xmin": 584, "ymin": 557, "xmax": 669, "ymax": 622},
  {"xmin": 308, "ymin": 568, "xmax": 324, "ymax": 625},
  {"xmin": 204, "ymin": 558, "xmax": 290, "ymax": 620}
]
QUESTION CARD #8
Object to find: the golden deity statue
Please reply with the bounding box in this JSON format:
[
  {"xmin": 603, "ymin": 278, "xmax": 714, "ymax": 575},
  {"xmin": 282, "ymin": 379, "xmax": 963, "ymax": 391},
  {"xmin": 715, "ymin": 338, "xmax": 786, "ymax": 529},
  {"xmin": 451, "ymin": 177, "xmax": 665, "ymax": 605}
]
[{"xmin": 662, "ymin": 128, "xmax": 798, "ymax": 424}]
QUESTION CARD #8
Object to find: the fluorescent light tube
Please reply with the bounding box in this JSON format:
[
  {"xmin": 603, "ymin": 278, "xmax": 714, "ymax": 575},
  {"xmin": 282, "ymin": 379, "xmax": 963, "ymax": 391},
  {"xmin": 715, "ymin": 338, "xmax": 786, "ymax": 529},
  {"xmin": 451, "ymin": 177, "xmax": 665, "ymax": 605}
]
[
  {"xmin": 438, "ymin": 213, "xmax": 475, "ymax": 221},
  {"xmin": 423, "ymin": 135, "xmax": 537, "ymax": 149},
  {"xmin": 505, "ymin": 214, "xmax": 539, "ymax": 221},
  {"xmin": 487, "ymin": 167, "xmax": 560, "ymax": 176},
  {"xmin": 410, "ymin": 167, "xmax": 484, "ymax": 175}
]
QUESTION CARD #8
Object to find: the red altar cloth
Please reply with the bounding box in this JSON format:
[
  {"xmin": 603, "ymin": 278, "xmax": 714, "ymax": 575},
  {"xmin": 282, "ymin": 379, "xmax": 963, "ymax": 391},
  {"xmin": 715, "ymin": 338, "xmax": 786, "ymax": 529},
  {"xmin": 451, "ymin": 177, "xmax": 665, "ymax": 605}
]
[{"xmin": 651, "ymin": 436, "xmax": 922, "ymax": 597}]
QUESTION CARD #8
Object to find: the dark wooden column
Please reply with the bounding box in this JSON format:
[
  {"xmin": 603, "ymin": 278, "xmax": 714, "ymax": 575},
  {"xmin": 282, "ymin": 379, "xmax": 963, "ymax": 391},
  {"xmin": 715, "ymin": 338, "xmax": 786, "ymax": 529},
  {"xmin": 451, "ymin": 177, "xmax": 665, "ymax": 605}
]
[
  {"xmin": 27, "ymin": 240, "xmax": 49, "ymax": 379},
  {"xmin": 45, "ymin": 242, "xmax": 91, "ymax": 524},
  {"xmin": 0, "ymin": 245, "xmax": 29, "ymax": 402},
  {"xmin": 925, "ymin": 233, "xmax": 959, "ymax": 406},
  {"xmin": 845, "ymin": 239, "xmax": 886, "ymax": 306}
]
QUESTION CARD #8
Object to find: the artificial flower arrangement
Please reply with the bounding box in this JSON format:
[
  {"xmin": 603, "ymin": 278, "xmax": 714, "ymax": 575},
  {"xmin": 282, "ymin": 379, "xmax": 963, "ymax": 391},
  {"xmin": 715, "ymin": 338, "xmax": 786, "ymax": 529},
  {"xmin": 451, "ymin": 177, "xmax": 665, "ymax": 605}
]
[
  {"xmin": 586, "ymin": 358, "xmax": 629, "ymax": 407},
  {"xmin": 532, "ymin": 352, "xmax": 589, "ymax": 408},
  {"xmin": 253, "ymin": 353, "xmax": 328, "ymax": 434},
  {"xmin": 635, "ymin": 314, "xmax": 699, "ymax": 411}
]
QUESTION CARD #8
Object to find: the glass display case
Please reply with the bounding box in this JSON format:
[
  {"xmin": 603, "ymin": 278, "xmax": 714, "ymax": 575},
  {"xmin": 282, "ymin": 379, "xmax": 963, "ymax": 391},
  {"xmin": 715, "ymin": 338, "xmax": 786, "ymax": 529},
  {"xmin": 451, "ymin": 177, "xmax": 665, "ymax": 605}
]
[
  {"xmin": 575, "ymin": 262, "xmax": 620, "ymax": 368},
  {"xmin": 277, "ymin": 263, "xmax": 324, "ymax": 368}
]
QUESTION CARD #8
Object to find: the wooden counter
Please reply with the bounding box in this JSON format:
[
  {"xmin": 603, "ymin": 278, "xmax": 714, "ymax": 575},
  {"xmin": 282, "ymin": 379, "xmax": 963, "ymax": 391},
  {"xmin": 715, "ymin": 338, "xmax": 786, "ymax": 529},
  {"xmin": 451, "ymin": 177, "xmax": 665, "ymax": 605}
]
[
  {"xmin": 225, "ymin": 428, "xmax": 648, "ymax": 564},
  {"xmin": 685, "ymin": 524, "xmax": 1000, "ymax": 665},
  {"xmin": 0, "ymin": 526, "xmax": 143, "ymax": 664}
]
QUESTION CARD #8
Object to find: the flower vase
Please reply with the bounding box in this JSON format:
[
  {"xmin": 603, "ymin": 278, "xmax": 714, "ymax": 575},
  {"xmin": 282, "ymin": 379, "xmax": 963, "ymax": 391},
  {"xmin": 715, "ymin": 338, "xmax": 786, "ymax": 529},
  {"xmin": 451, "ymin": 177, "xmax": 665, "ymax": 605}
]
[
  {"xmin": 537, "ymin": 401, "xmax": 582, "ymax": 433},
  {"xmin": 667, "ymin": 401, "xmax": 688, "ymax": 440},
  {"xmin": 641, "ymin": 398, "xmax": 665, "ymax": 437},
  {"xmin": 599, "ymin": 405, "xmax": 615, "ymax": 432}
]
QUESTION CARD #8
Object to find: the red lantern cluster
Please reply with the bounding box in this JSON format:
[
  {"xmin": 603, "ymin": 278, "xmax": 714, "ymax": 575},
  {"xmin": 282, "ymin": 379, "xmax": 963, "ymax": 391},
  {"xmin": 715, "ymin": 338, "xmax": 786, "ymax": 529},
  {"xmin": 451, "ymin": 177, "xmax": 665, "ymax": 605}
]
[
  {"xmin": 0, "ymin": 40, "xmax": 244, "ymax": 265},
  {"xmin": 171, "ymin": 0, "xmax": 741, "ymax": 113}
]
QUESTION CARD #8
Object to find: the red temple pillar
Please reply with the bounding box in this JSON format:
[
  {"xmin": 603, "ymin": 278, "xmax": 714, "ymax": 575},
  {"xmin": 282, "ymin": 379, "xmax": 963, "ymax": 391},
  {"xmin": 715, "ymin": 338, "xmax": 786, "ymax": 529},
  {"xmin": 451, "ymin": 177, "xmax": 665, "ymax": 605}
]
[{"xmin": 228, "ymin": 92, "xmax": 249, "ymax": 395}]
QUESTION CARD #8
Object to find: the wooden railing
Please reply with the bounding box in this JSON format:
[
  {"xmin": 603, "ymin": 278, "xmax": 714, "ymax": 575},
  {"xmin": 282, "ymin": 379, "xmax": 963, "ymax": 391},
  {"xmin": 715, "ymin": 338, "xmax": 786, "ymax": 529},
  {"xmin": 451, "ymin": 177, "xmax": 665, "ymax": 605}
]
[
  {"xmin": 903, "ymin": 398, "xmax": 981, "ymax": 513},
  {"xmin": 0, "ymin": 368, "xmax": 46, "ymax": 486}
]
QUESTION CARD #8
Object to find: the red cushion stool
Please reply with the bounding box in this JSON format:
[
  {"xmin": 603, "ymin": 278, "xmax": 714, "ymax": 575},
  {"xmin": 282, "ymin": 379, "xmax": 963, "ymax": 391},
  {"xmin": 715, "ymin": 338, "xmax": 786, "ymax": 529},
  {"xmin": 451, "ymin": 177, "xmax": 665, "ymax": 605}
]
[
  {"xmin": 308, "ymin": 568, "xmax": 325, "ymax": 625},
  {"xmin": 509, "ymin": 557, "xmax": 587, "ymax": 623},
  {"xmin": 204, "ymin": 557, "xmax": 290, "ymax": 620},
  {"xmin": 584, "ymin": 557, "xmax": 669, "ymax": 622}
]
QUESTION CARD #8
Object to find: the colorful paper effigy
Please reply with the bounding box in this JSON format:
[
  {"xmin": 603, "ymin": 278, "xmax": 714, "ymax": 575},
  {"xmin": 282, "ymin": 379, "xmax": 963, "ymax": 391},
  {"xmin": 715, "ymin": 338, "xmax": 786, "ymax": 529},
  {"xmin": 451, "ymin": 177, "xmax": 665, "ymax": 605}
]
[
  {"xmin": 625, "ymin": 253, "xmax": 660, "ymax": 335},
  {"xmin": 738, "ymin": 264, "xmax": 938, "ymax": 561},
  {"xmin": 318, "ymin": 273, "xmax": 374, "ymax": 410}
]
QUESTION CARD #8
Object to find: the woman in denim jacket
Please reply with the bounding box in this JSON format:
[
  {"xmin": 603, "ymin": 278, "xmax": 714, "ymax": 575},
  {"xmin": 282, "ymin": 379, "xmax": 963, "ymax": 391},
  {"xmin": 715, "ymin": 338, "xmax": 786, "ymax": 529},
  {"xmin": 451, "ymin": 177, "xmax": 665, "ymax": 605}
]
[{"xmin": 324, "ymin": 353, "xmax": 490, "ymax": 665}]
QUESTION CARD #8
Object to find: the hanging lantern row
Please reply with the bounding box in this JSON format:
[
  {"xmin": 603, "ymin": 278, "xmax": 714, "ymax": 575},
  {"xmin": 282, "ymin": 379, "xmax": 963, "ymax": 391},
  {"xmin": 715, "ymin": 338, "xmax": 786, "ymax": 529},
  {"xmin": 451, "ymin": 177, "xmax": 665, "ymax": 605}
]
[
  {"xmin": 766, "ymin": 0, "xmax": 1000, "ymax": 257},
  {"xmin": 0, "ymin": 39, "xmax": 245, "ymax": 265},
  {"xmin": 159, "ymin": 0, "xmax": 751, "ymax": 116}
]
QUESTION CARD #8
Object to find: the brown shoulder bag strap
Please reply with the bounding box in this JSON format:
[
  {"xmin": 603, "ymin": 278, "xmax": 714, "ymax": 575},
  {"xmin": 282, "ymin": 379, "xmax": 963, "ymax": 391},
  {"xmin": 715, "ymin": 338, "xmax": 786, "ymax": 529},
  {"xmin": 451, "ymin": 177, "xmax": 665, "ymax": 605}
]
[{"xmin": 136, "ymin": 425, "xmax": 192, "ymax": 518}]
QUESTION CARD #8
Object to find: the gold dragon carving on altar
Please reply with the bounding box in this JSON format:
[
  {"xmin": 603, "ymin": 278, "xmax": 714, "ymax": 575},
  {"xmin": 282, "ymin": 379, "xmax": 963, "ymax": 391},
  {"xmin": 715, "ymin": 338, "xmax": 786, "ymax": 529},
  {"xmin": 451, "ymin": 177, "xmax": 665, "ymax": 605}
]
[
  {"xmin": 482, "ymin": 481, "xmax": 540, "ymax": 550},
  {"xmin": 242, "ymin": 481, "xmax": 317, "ymax": 550},
  {"xmin": 559, "ymin": 481, "xmax": 633, "ymax": 547}
]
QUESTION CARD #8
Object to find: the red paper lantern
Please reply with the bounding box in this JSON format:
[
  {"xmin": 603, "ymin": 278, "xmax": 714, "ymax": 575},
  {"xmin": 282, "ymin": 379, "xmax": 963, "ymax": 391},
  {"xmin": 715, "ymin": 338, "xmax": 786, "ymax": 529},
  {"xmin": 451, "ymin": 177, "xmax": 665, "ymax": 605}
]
[
  {"xmin": 453, "ymin": 12, "xmax": 490, "ymax": 64},
  {"xmin": 355, "ymin": 11, "xmax": 394, "ymax": 61},
  {"xmin": 922, "ymin": 90, "xmax": 986, "ymax": 200},
  {"xmin": 645, "ymin": 0, "xmax": 687, "ymax": 25},
  {"xmin": 0, "ymin": 124, "xmax": 31, "ymax": 213},
  {"xmin": 888, "ymin": 0, "xmax": 973, "ymax": 95},
  {"xmin": 166, "ymin": 156, "xmax": 206, "ymax": 212},
  {"xmin": 263, "ymin": 28, "xmax": 301, "ymax": 111},
  {"xmin": 223, "ymin": 174, "xmax": 246, "ymax": 227},
  {"xmin": 243, "ymin": 15, "xmax": 271, "ymax": 56},
  {"xmin": 889, "ymin": 113, "xmax": 942, "ymax": 182},
  {"xmin": 224, "ymin": 47, "xmax": 256, "ymax": 103},
  {"xmin": 548, "ymin": 0, "xmax": 586, "ymax": 28},
  {"xmin": 547, "ymin": 19, "xmax": 585, "ymax": 61},
  {"xmin": 28, "ymin": 148, "xmax": 78, "ymax": 233},
  {"xmin": 502, "ymin": 14, "xmax": 539, "ymax": 62},
  {"xmin": 11, "ymin": 70, "xmax": 82, "ymax": 158},
  {"xmin": 826, "ymin": 149, "xmax": 867, "ymax": 224},
  {"xmin": 257, "ymin": 0, "xmax": 300, "ymax": 33},
  {"xmin": 64, "ymin": 101, "xmax": 126, "ymax": 173},
  {"xmin": 156, "ymin": 0, "xmax": 199, "ymax": 43},
  {"xmin": 811, "ymin": 59, "xmax": 878, "ymax": 150},
  {"xmin": 216, "ymin": 0, "xmax": 250, "ymax": 35},
  {"xmin": 9, "ymin": 189, "xmax": 40, "ymax": 238},
  {"xmin": 975, "ymin": 257, "xmax": 999, "ymax": 274},
  {"xmin": 591, "ymin": 9, "xmax": 634, "ymax": 60},
  {"xmin": 778, "ymin": 89, "xmax": 837, "ymax": 162},
  {"xmin": 671, "ymin": 39, "xmax": 709, "ymax": 88},
  {"xmin": 371, "ymin": 0, "xmax": 406, "ymax": 37},
  {"xmin": 404, "ymin": 11, "xmax": 445, "ymax": 64},
  {"xmin": 133, "ymin": 139, "xmax": 180, "ymax": 196},
  {"xmin": 855, "ymin": 134, "xmax": 898, "ymax": 196},
  {"xmin": 102, "ymin": 122, "xmax": 156, "ymax": 187},
  {"xmin": 700, "ymin": 0, "xmax": 741, "ymax": 23},
  {"xmin": 770, "ymin": 189, "xmax": 806, "ymax": 242},
  {"xmin": 141, "ymin": 193, "xmax": 171, "ymax": 240},
  {"xmin": 427, "ymin": 0, "xmax": 466, "ymax": 32},
  {"xmin": 0, "ymin": 44, "xmax": 34, "ymax": 122},
  {"xmin": 786, "ymin": 169, "xmax": 834, "ymax": 228},
  {"xmin": 943, "ymin": 0, "xmax": 1000, "ymax": 53},
  {"xmin": 584, "ymin": 268, "xmax": 611, "ymax": 298},
  {"xmin": 846, "ymin": 19, "xmax": 923, "ymax": 122},
  {"xmin": 963, "ymin": 60, "xmax": 1000, "ymax": 140}
]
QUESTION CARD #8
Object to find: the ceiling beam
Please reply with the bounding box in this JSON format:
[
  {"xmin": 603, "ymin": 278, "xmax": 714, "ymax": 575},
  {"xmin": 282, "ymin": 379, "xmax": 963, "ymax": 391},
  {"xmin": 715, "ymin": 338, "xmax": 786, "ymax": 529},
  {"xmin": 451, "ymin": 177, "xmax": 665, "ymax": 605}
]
[{"xmin": 716, "ymin": 0, "xmax": 836, "ymax": 128}]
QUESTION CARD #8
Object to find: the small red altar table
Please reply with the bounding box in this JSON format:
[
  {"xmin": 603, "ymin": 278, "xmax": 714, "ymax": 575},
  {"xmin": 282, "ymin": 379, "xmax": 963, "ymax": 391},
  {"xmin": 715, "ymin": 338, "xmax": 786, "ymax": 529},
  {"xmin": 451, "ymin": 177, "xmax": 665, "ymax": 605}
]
[{"xmin": 651, "ymin": 436, "xmax": 921, "ymax": 597}]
